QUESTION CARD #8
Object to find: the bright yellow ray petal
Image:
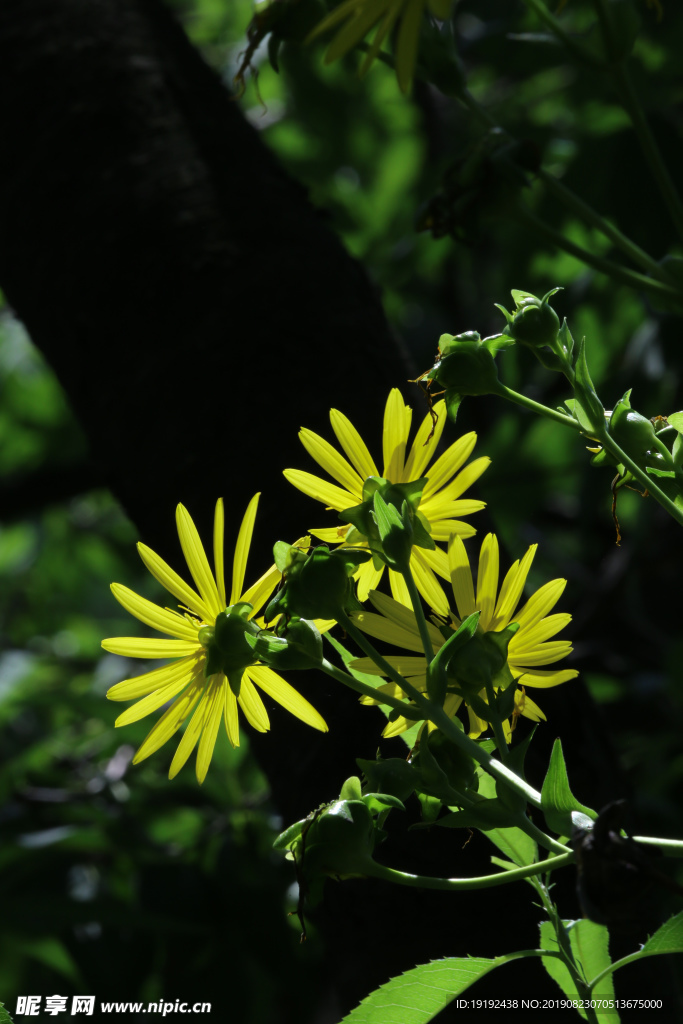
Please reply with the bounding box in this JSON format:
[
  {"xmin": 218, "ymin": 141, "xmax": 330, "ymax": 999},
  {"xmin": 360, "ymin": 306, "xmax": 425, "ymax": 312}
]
[
  {"xmin": 131, "ymin": 676, "xmax": 204, "ymax": 764},
  {"xmin": 238, "ymin": 671, "xmax": 270, "ymax": 732},
  {"xmin": 421, "ymin": 497, "xmax": 487, "ymax": 524},
  {"xmin": 409, "ymin": 549, "xmax": 450, "ymax": 616},
  {"xmin": 382, "ymin": 715, "xmax": 414, "ymax": 738},
  {"xmin": 509, "ymin": 613, "xmax": 572, "ymax": 651},
  {"xmin": 283, "ymin": 469, "xmax": 355, "ymax": 511},
  {"xmin": 176, "ymin": 504, "xmax": 221, "ymax": 617},
  {"xmin": 514, "ymin": 668, "xmax": 578, "ymax": 688},
  {"xmin": 167, "ymin": 684, "xmax": 213, "ymax": 781},
  {"xmin": 403, "ymin": 400, "xmax": 447, "ymax": 480},
  {"xmin": 516, "ymin": 692, "xmax": 546, "ymax": 723},
  {"xmin": 428, "ymin": 516, "xmax": 483, "ymax": 541},
  {"xmin": 510, "ymin": 641, "xmax": 573, "ymax": 667},
  {"xmin": 102, "ymin": 637, "xmax": 201, "ymax": 659},
  {"xmin": 388, "ymin": 568, "xmax": 411, "ymax": 608},
  {"xmin": 299, "ymin": 429, "xmax": 364, "ymax": 497},
  {"xmin": 137, "ymin": 542, "xmax": 211, "ymax": 622},
  {"xmin": 368, "ymin": 590, "xmax": 444, "ymax": 648},
  {"xmin": 491, "ymin": 545, "xmax": 537, "ymax": 628},
  {"xmin": 249, "ymin": 665, "xmax": 328, "ymax": 731},
  {"xmin": 115, "ymin": 668, "xmax": 198, "ymax": 727},
  {"xmin": 231, "ymin": 493, "xmax": 260, "ymax": 605},
  {"xmin": 476, "ymin": 534, "xmax": 499, "ymax": 631},
  {"xmin": 224, "ymin": 685, "xmax": 240, "ymax": 747},
  {"xmin": 109, "ymin": 584, "xmax": 199, "ymax": 641},
  {"xmin": 309, "ymin": 525, "xmax": 350, "ymax": 544},
  {"xmin": 214, "ymin": 498, "xmax": 226, "ymax": 608},
  {"xmin": 354, "ymin": 557, "xmax": 384, "ymax": 602},
  {"xmin": 108, "ymin": 654, "xmax": 201, "ymax": 702},
  {"xmin": 351, "ymin": 655, "xmax": 428, "ymax": 678},
  {"xmin": 421, "ymin": 433, "xmax": 477, "ymax": 498},
  {"xmin": 514, "ymin": 579, "xmax": 567, "ymax": 631},
  {"xmin": 194, "ymin": 677, "xmax": 226, "ymax": 783},
  {"xmin": 241, "ymin": 563, "xmax": 280, "ymax": 615},
  {"xmin": 330, "ymin": 409, "xmax": 379, "ymax": 479},
  {"xmin": 448, "ymin": 534, "xmax": 476, "ymax": 621},
  {"xmin": 352, "ymin": 610, "xmax": 424, "ymax": 652},
  {"xmin": 382, "ymin": 389, "xmax": 411, "ymax": 481}
]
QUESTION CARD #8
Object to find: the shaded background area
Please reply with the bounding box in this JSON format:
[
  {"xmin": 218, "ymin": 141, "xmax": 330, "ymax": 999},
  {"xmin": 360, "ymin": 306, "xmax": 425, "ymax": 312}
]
[{"xmin": 1, "ymin": 0, "xmax": 683, "ymax": 1020}]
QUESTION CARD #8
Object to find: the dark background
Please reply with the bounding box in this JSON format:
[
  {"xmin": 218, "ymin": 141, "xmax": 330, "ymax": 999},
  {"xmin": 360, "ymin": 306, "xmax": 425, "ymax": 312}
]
[{"xmin": 1, "ymin": 0, "xmax": 682, "ymax": 1020}]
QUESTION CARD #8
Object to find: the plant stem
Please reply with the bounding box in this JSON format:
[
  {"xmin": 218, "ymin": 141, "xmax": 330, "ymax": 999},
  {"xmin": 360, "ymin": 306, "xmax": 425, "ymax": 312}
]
[
  {"xmin": 497, "ymin": 383, "xmax": 582, "ymax": 431},
  {"xmin": 320, "ymin": 656, "xmax": 423, "ymax": 721},
  {"xmin": 632, "ymin": 836, "xmax": 683, "ymax": 857},
  {"xmin": 364, "ymin": 851, "xmax": 574, "ymax": 891},
  {"xmin": 599, "ymin": 433, "xmax": 683, "ymax": 530},
  {"xmin": 401, "ymin": 562, "xmax": 435, "ymax": 663},
  {"xmin": 513, "ymin": 205, "xmax": 681, "ymax": 304}
]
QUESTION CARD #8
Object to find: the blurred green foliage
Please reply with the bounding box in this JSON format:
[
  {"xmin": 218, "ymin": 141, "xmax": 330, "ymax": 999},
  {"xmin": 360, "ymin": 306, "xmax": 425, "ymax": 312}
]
[{"xmin": 3, "ymin": 0, "xmax": 683, "ymax": 1018}]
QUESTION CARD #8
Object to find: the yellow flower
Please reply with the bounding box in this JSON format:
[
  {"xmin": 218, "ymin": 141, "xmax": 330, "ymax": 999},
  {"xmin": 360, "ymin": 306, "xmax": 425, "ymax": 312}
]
[
  {"xmin": 283, "ymin": 388, "xmax": 489, "ymax": 616},
  {"xmin": 102, "ymin": 495, "xmax": 327, "ymax": 783},
  {"xmin": 351, "ymin": 532, "xmax": 578, "ymax": 738},
  {"xmin": 307, "ymin": 0, "xmax": 452, "ymax": 93}
]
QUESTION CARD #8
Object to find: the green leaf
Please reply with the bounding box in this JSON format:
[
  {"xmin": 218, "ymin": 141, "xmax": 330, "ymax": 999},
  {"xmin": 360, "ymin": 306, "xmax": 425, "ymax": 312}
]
[
  {"xmin": 0, "ymin": 1004, "xmax": 15, "ymax": 1024},
  {"xmin": 668, "ymin": 411, "xmax": 683, "ymax": 434},
  {"xmin": 539, "ymin": 919, "xmax": 615, "ymax": 1022},
  {"xmin": 541, "ymin": 738, "xmax": 596, "ymax": 835},
  {"xmin": 641, "ymin": 910, "xmax": 683, "ymax": 955},
  {"xmin": 486, "ymin": 825, "xmax": 537, "ymax": 868},
  {"xmin": 572, "ymin": 338, "xmax": 605, "ymax": 436},
  {"xmin": 338, "ymin": 953, "xmax": 537, "ymax": 1024}
]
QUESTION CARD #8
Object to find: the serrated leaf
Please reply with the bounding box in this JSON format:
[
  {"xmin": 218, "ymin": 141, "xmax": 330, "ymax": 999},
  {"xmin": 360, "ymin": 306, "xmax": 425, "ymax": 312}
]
[
  {"xmin": 641, "ymin": 910, "xmax": 683, "ymax": 955},
  {"xmin": 539, "ymin": 919, "xmax": 615, "ymax": 1021},
  {"xmin": 0, "ymin": 1004, "xmax": 15, "ymax": 1024},
  {"xmin": 339, "ymin": 953, "xmax": 538, "ymax": 1024},
  {"xmin": 541, "ymin": 738, "xmax": 596, "ymax": 836}
]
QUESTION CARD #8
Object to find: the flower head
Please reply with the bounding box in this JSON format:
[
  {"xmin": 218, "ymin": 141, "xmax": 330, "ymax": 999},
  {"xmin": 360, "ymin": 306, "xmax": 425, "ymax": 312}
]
[
  {"xmin": 351, "ymin": 532, "xmax": 578, "ymax": 738},
  {"xmin": 102, "ymin": 495, "xmax": 327, "ymax": 783},
  {"xmin": 283, "ymin": 388, "xmax": 489, "ymax": 616},
  {"xmin": 307, "ymin": 0, "xmax": 452, "ymax": 93}
]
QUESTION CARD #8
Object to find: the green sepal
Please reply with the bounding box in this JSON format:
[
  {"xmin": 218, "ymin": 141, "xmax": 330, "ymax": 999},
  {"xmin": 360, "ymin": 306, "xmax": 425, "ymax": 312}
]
[
  {"xmin": 340, "ymin": 775, "xmax": 362, "ymax": 801},
  {"xmin": 541, "ymin": 737, "xmax": 597, "ymax": 836},
  {"xmin": 357, "ymin": 757, "xmax": 419, "ymax": 803},
  {"xmin": 266, "ymin": 543, "xmax": 369, "ymax": 621},
  {"xmin": 609, "ymin": 389, "xmax": 674, "ymax": 468},
  {"xmin": 245, "ymin": 617, "xmax": 323, "ymax": 670},
  {"xmin": 673, "ymin": 432, "xmax": 683, "ymax": 489},
  {"xmin": 426, "ymin": 331, "xmax": 505, "ymax": 396},
  {"xmin": 372, "ymin": 492, "xmax": 411, "ymax": 569},
  {"xmin": 361, "ymin": 792, "xmax": 406, "ymax": 814},
  {"xmin": 571, "ymin": 338, "xmax": 606, "ymax": 437},
  {"xmin": 273, "ymin": 817, "xmax": 308, "ymax": 851},
  {"xmin": 427, "ymin": 610, "xmax": 480, "ymax": 704},
  {"xmin": 502, "ymin": 288, "xmax": 562, "ymax": 350},
  {"xmin": 445, "ymin": 389, "xmax": 463, "ymax": 423},
  {"xmin": 557, "ymin": 317, "xmax": 575, "ymax": 361},
  {"xmin": 411, "ymin": 719, "xmax": 477, "ymax": 802}
]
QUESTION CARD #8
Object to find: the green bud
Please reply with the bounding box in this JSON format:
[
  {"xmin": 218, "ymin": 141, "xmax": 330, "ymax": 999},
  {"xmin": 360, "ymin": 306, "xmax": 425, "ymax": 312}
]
[
  {"xmin": 426, "ymin": 331, "xmax": 506, "ymax": 396},
  {"xmin": 608, "ymin": 390, "xmax": 674, "ymax": 468},
  {"xmin": 501, "ymin": 289, "xmax": 561, "ymax": 350},
  {"xmin": 202, "ymin": 602, "xmax": 259, "ymax": 695},
  {"xmin": 266, "ymin": 543, "xmax": 369, "ymax": 621},
  {"xmin": 244, "ymin": 616, "xmax": 323, "ymax": 670}
]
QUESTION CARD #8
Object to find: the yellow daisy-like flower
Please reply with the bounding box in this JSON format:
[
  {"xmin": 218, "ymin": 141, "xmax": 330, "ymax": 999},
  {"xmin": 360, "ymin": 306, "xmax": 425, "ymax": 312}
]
[
  {"xmin": 351, "ymin": 532, "xmax": 578, "ymax": 739},
  {"xmin": 102, "ymin": 495, "xmax": 327, "ymax": 783},
  {"xmin": 283, "ymin": 388, "xmax": 489, "ymax": 617},
  {"xmin": 307, "ymin": 0, "xmax": 452, "ymax": 93}
]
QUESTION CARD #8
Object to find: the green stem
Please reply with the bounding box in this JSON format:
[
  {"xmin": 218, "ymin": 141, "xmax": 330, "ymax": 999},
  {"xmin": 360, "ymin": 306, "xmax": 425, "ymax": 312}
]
[
  {"xmin": 521, "ymin": 0, "xmax": 602, "ymax": 67},
  {"xmin": 588, "ymin": 945, "xmax": 671, "ymax": 990},
  {"xmin": 400, "ymin": 562, "xmax": 435, "ymax": 663},
  {"xmin": 633, "ymin": 836, "xmax": 683, "ymax": 857},
  {"xmin": 364, "ymin": 850, "xmax": 574, "ymax": 891},
  {"xmin": 497, "ymin": 383, "xmax": 582, "ymax": 431},
  {"xmin": 319, "ymin": 657, "xmax": 424, "ymax": 721},
  {"xmin": 519, "ymin": 815, "xmax": 569, "ymax": 857},
  {"xmin": 337, "ymin": 609, "xmax": 427, "ymax": 705},
  {"xmin": 599, "ymin": 432, "xmax": 683, "ymax": 530},
  {"xmin": 514, "ymin": 205, "xmax": 681, "ymax": 303},
  {"xmin": 459, "ymin": 89, "xmax": 669, "ymax": 282},
  {"xmin": 534, "ymin": 879, "xmax": 600, "ymax": 1023},
  {"xmin": 484, "ymin": 678, "xmax": 509, "ymax": 759}
]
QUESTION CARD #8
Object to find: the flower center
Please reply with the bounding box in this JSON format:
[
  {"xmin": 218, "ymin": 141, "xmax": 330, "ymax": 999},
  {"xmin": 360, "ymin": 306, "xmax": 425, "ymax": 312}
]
[{"xmin": 199, "ymin": 602, "xmax": 260, "ymax": 696}]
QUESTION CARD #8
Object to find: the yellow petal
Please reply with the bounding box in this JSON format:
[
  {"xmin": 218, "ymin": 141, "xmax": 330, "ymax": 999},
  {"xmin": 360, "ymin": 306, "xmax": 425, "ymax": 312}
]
[
  {"xmin": 354, "ymin": 557, "xmax": 384, "ymax": 602},
  {"xmin": 214, "ymin": 498, "xmax": 226, "ymax": 608},
  {"xmin": 309, "ymin": 525, "xmax": 351, "ymax": 544},
  {"xmin": 137, "ymin": 542, "xmax": 211, "ymax": 622},
  {"xmin": 108, "ymin": 654, "xmax": 201, "ymax": 701},
  {"xmin": 306, "ymin": 0, "xmax": 368, "ymax": 42},
  {"xmin": 330, "ymin": 409, "xmax": 379, "ymax": 479},
  {"xmin": 102, "ymin": 637, "xmax": 201, "ymax": 659},
  {"xmin": 283, "ymin": 469, "xmax": 355, "ymax": 511},
  {"xmin": 239, "ymin": 671, "xmax": 270, "ymax": 732},
  {"xmin": 421, "ymin": 433, "xmax": 477, "ymax": 498},
  {"xmin": 350, "ymin": 655, "xmax": 427, "ymax": 677},
  {"xmin": 176, "ymin": 504, "xmax": 221, "ymax": 617},
  {"xmin": 250, "ymin": 664, "xmax": 328, "ymax": 731},
  {"xmin": 516, "ymin": 691, "xmax": 546, "ymax": 723},
  {"xmin": 367, "ymin": 590, "xmax": 443, "ymax": 648},
  {"xmin": 382, "ymin": 715, "xmax": 414, "ymax": 738},
  {"xmin": 417, "ymin": 542, "xmax": 450, "ymax": 580},
  {"xmin": 403, "ymin": 400, "xmax": 447, "ymax": 480},
  {"xmin": 409, "ymin": 548, "xmax": 450, "ymax": 616},
  {"xmin": 510, "ymin": 641, "xmax": 573, "ymax": 667},
  {"xmin": 231, "ymin": 493, "xmax": 260, "ymax": 605},
  {"xmin": 515, "ymin": 668, "xmax": 578, "ymax": 688},
  {"xmin": 359, "ymin": 4, "xmax": 400, "ymax": 76},
  {"xmin": 388, "ymin": 567, "xmax": 411, "ymax": 608},
  {"xmin": 428, "ymin": 516, "xmax": 482, "ymax": 541},
  {"xmin": 110, "ymin": 583, "xmax": 199, "ymax": 641},
  {"xmin": 325, "ymin": 0, "xmax": 393, "ymax": 62},
  {"xmin": 510, "ymin": 613, "xmax": 572, "ymax": 651},
  {"xmin": 448, "ymin": 534, "xmax": 475, "ymax": 621},
  {"xmin": 132, "ymin": 676, "xmax": 204, "ymax": 764},
  {"xmin": 490, "ymin": 545, "xmax": 537, "ymax": 629},
  {"xmin": 167, "ymin": 682, "xmax": 215, "ymax": 781},
  {"xmin": 194, "ymin": 677, "xmax": 226, "ymax": 783},
  {"xmin": 115, "ymin": 667, "xmax": 199, "ymax": 727},
  {"xmin": 241, "ymin": 563, "xmax": 281, "ymax": 616},
  {"xmin": 299, "ymin": 428, "xmax": 364, "ymax": 497},
  {"xmin": 514, "ymin": 579, "xmax": 567, "ymax": 631},
  {"xmin": 382, "ymin": 389, "xmax": 411, "ymax": 481},
  {"xmin": 476, "ymin": 534, "xmax": 499, "ymax": 631},
  {"xmin": 224, "ymin": 685, "xmax": 240, "ymax": 747}
]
